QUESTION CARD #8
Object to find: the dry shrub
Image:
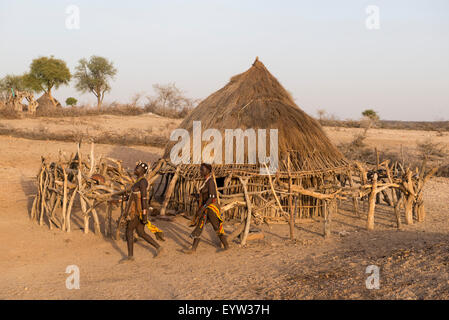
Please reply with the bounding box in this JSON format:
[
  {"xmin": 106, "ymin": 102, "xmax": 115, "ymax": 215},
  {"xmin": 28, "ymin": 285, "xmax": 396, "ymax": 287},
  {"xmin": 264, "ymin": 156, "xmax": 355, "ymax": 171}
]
[
  {"xmin": 319, "ymin": 119, "xmax": 449, "ymax": 133},
  {"xmin": 31, "ymin": 103, "xmax": 147, "ymax": 118},
  {"xmin": 416, "ymin": 138, "xmax": 447, "ymax": 160},
  {"xmin": 0, "ymin": 107, "xmax": 20, "ymax": 119},
  {"xmin": 143, "ymin": 100, "xmax": 191, "ymax": 119},
  {"xmin": 338, "ymin": 133, "xmax": 370, "ymax": 161},
  {"xmin": 436, "ymin": 164, "xmax": 449, "ymax": 177},
  {"xmin": 0, "ymin": 125, "xmax": 168, "ymax": 148}
]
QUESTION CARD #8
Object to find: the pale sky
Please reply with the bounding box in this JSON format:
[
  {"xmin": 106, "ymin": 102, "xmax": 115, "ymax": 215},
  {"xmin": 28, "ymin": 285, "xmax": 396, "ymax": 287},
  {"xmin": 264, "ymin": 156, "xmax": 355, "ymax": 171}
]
[{"xmin": 1, "ymin": 0, "xmax": 448, "ymax": 121}]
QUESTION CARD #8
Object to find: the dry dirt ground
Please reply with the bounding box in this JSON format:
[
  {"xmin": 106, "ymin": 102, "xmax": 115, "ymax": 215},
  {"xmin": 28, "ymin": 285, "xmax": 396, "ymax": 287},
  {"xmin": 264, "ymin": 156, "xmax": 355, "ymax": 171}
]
[{"xmin": 0, "ymin": 116, "xmax": 448, "ymax": 300}]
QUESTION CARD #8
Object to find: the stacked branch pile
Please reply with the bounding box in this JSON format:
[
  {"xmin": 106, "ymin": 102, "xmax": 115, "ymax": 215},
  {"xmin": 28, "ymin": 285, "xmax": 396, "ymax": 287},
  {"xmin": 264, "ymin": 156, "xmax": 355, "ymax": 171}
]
[{"xmin": 31, "ymin": 143, "xmax": 146, "ymax": 237}]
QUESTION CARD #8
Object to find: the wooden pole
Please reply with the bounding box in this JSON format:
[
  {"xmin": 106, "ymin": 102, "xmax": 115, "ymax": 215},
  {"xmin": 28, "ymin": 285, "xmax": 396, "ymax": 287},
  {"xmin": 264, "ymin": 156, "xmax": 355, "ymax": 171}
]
[
  {"xmin": 366, "ymin": 173, "xmax": 377, "ymax": 231},
  {"xmin": 324, "ymin": 199, "xmax": 335, "ymax": 238},
  {"xmin": 239, "ymin": 177, "xmax": 253, "ymax": 246},
  {"xmin": 61, "ymin": 167, "xmax": 68, "ymax": 231},
  {"xmin": 404, "ymin": 194, "xmax": 414, "ymax": 225},
  {"xmin": 287, "ymin": 154, "xmax": 295, "ymax": 240},
  {"xmin": 263, "ymin": 163, "xmax": 288, "ymax": 219},
  {"xmin": 160, "ymin": 167, "xmax": 180, "ymax": 216},
  {"xmin": 66, "ymin": 187, "xmax": 78, "ymax": 232}
]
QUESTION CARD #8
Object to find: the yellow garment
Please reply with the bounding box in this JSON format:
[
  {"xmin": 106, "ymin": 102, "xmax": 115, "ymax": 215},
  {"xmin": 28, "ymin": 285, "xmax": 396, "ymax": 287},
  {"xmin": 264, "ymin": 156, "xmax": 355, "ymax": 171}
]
[
  {"xmin": 206, "ymin": 203, "xmax": 224, "ymax": 235},
  {"xmin": 207, "ymin": 203, "xmax": 223, "ymax": 221},
  {"xmin": 138, "ymin": 211, "xmax": 163, "ymax": 234},
  {"xmin": 146, "ymin": 220, "xmax": 162, "ymax": 234}
]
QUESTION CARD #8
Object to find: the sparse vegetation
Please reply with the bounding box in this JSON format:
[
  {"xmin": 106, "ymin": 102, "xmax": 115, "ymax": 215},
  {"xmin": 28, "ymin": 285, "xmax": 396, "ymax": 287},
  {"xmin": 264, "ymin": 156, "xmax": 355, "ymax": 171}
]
[
  {"xmin": 144, "ymin": 83, "xmax": 197, "ymax": 118},
  {"xmin": 416, "ymin": 138, "xmax": 448, "ymax": 160},
  {"xmin": 74, "ymin": 56, "xmax": 117, "ymax": 108},
  {"xmin": 0, "ymin": 123, "xmax": 168, "ymax": 148}
]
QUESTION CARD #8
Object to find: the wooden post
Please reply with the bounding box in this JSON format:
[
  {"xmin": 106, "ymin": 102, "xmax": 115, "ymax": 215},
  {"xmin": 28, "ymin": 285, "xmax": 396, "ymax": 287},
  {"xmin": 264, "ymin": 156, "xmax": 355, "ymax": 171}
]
[
  {"xmin": 66, "ymin": 187, "xmax": 78, "ymax": 232},
  {"xmin": 404, "ymin": 194, "xmax": 414, "ymax": 225},
  {"xmin": 80, "ymin": 196, "xmax": 89, "ymax": 234},
  {"xmin": 47, "ymin": 192, "xmax": 56, "ymax": 230},
  {"xmin": 39, "ymin": 168, "xmax": 47, "ymax": 226},
  {"xmin": 61, "ymin": 167, "xmax": 68, "ymax": 231},
  {"xmin": 88, "ymin": 142, "xmax": 95, "ymax": 177},
  {"xmin": 160, "ymin": 167, "xmax": 180, "ymax": 216},
  {"xmin": 91, "ymin": 207, "xmax": 102, "ymax": 235},
  {"xmin": 324, "ymin": 199, "xmax": 335, "ymax": 238},
  {"xmin": 287, "ymin": 154, "xmax": 295, "ymax": 240},
  {"xmin": 239, "ymin": 177, "xmax": 252, "ymax": 246},
  {"xmin": 366, "ymin": 173, "xmax": 377, "ymax": 231},
  {"xmin": 263, "ymin": 163, "xmax": 288, "ymax": 220}
]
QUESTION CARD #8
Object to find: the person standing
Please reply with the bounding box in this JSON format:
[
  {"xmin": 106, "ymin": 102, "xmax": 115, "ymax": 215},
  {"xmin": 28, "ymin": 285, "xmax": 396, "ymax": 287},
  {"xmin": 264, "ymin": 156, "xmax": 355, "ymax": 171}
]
[
  {"xmin": 183, "ymin": 163, "xmax": 229, "ymax": 254},
  {"xmin": 120, "ymin": 162, "xmax": 163, "ymax": 263}
]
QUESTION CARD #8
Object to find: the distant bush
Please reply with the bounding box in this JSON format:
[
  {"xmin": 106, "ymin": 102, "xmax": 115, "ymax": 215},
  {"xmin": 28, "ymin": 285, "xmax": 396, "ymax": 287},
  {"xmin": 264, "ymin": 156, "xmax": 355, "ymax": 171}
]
[
  {"xmin": 0, "ymin": 124, "xmax": 168, "ymax": 148},
  {"xmin": 416, "ymin": 138, "xmax": 447, "ymax": 160},
  {"xmin": 31, "ymin": 103, "xmax": 146, "ymax": 118},
  {"xmin": 143, "ymin": 99, "xmax": 192, "ymax": 119},
  {"xmin": 0, "ymin": 106, "xmax": 20, "ymax": 119},
  {"xmin": 65, "ymin": 97, "xmax": 77, "ymax": 107},
  {"xmin": 320, "ymin": 119, "xmax": 449, "ymax": 132}
]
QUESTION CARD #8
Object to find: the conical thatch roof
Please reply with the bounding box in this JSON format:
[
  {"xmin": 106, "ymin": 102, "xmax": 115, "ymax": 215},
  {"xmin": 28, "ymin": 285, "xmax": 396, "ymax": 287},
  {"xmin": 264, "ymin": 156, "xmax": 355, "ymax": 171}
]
[
  {"xmin": 163, "ymin": 58, "xmax": 348, "ymax": 173},
  {"xmin": 36, "ymin": 93, "xmax": 62, "ymax": 113}
]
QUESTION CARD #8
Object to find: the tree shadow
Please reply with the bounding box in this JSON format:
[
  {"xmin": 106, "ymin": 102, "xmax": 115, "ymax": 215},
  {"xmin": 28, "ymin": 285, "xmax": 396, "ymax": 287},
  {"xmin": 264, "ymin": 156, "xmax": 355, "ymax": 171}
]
[{"xmin": 20, "ymin": 174, "xmax": 38, "ymax": 220}]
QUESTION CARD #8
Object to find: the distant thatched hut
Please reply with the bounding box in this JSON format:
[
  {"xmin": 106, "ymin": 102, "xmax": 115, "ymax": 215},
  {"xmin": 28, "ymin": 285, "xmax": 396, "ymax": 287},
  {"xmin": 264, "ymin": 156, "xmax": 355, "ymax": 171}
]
[
  {"xmin": 36, "ymin": 93, "xmax": 62, "ymax": 114},
  {"xmin": 151, "ymin": 58, "xmax": 350, "ymax": 226}
]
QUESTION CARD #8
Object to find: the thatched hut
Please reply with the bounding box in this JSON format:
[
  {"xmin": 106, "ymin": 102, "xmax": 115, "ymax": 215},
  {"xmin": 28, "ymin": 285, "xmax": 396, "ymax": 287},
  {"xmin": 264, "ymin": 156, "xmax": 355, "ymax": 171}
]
[
  {"xmin": 152, "ymin": 58, "xmax": 350, "ymax": 229},
  {"xmin": 36, "ymin": 93, "xmax": 62, "ymax": 114}
]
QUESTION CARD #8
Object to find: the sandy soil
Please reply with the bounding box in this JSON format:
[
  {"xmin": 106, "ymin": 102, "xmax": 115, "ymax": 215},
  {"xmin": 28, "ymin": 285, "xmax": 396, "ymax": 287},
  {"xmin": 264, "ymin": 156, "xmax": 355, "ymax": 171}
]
[{"xmin": 0, "ymin": 117, "xmax": 448, "ymax": 300}]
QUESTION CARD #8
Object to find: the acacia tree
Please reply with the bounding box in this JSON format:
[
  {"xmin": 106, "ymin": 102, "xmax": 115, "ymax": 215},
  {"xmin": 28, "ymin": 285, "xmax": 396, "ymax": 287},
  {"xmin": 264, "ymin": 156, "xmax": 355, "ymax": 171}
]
[
  {"xmin": 361, "ymin": 109, "xmax": 380, "ymax": 134},
  {"xmin": 23, "ymin": 56, "xmax": 71, "ymax": 104},
  {"xmin": 152, "ymin": 83, "xmax": 196, "ymax": 111},
  {"xmin": 362, "ymin": 109, "xmax": 379, "ymax": 121},
  {"xmin": 0, "ymin": 74, "xmax": 28, "ymax": 99},
  {"xmin": 74, "ymin": 56, "xmax": 117, "ymax": 108}
]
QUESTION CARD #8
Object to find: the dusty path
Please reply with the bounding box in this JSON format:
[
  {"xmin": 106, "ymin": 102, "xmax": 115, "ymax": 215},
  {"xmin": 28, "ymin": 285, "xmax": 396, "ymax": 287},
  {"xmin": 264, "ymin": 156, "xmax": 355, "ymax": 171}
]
[{"xmin": 1, "ymin": 136, "xmax": 448, "ymax": 299}]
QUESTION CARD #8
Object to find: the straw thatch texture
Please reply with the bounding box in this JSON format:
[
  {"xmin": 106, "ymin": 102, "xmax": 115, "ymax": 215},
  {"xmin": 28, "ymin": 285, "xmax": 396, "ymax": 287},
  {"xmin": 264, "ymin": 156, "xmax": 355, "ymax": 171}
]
[
  {"xmin": 163, "ymin": 58, "xmax": 348, "ymax": 173},
  {"xmin": 36, "ymin": 93, "xmax": 62, "ymax": 113}
]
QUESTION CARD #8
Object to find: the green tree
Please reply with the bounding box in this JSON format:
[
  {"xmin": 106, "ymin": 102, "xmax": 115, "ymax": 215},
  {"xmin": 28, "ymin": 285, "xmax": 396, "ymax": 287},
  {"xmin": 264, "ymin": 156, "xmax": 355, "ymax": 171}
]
[
  {"xmin": 0, "ymin": 74, "xmax": 33, "ymax": 100},
  {"xmin": 362, "ymin": 109, "xmax": 379, "ymax": 121},
  {"xmin": 0, "ymin": 74, "xmax": 26, "ymax": 91},
  {"xmin": 65, "ymin": 97, "xmax": 78, "ymax": 107},
  {"xmin": 361, "ymin": 109, "xmax": 380, "ymax": 134},
  {"xmin": 23, "ymin": 56, "xmax": 71, "ymax": 101},
  {"xmin": 74, "ymin": 56, "xmax": 117, "ymax": 108}
]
